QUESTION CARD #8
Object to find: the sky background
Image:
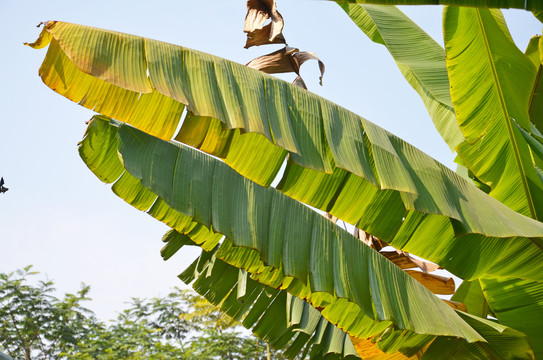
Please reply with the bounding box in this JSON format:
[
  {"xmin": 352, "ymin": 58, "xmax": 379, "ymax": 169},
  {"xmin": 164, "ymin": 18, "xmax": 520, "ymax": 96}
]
[{"xmin": 0, "ymin": 1, "xmax": 541, "ymax": 321}]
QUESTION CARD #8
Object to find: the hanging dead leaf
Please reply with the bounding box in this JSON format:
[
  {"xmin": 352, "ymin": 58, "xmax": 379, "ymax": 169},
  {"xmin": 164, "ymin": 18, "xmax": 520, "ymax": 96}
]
[
  {"xmin": 244, "ymin": 0, "xmax": 284, "ymax": 47},
  {"xmin": 246, "ymin": 46, "xmax": 325, "ymax": 89},
  {"xmin": 292, "ymin": 75, "xmax": 307, "ymax": 89},
  {"xmin": 406, "ymin": 253, "xmax": 441, "ymax": 273}
]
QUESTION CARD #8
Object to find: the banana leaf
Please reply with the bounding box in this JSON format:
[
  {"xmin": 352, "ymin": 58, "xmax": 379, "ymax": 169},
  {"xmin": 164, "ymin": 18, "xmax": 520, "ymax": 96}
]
[
  {"xmin": 526, "ymin": 36, "xmax": 543, "ymax": 132},
  {"xmin": 28, "ymin": 20, "xmax": 543, "ymax": 358},
  {"xmin": 335, "ymin": 3, "xmax": 463, "ymax": 151},
  {"xmin": 28, "ymin": 22, "xmax": 543, "ymax": 259},
  {"xmin": 168, "ymin": 233, "xmax": 361, "ymax": 359},
  {"xmin": 77, "ymin": 116, "xmax": 535, "ymax": 358},
  {"xmin": 175, "ymin": 231, "xmax": 534, "ymax": 360},
  {"xmin": 333, "ymin": 0, "xmax": 542, "ymax": 11},
  {"xmin": 444, "ymin": 7, "xmax": 543, "ymax": 221}
]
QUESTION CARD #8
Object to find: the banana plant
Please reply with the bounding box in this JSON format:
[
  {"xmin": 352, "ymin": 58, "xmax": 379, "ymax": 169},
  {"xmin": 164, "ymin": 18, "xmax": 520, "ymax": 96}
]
[{"xmin": 26, "ymin": 1, "xmax": 543, "ymax": 358}]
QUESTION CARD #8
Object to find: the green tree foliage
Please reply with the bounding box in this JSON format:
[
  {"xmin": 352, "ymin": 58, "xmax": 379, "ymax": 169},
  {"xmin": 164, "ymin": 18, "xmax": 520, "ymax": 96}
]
[
  {"xmin": 0, "ymin": 266, "xmax": 95, "ymax": 360},
  {"xmin": 0, "ymin": 267, "xmax": 283, "ymax": 359}
]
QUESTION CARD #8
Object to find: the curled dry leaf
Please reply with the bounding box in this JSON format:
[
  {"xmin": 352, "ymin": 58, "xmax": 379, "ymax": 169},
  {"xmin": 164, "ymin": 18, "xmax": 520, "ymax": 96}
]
[
  {"xmin": 244, "ymin": 0, "xmax": 284, "ymax": 47},
  {"xmin": 246, "ymin": 46, "xmax": 325, "ymax": 89},
  {"xmin": 443, "ymin": 300, "xmax": 468, "ymax": 312},
  {"xmin": 293, "ymin": 51, "xmax": 325, "ymax": 86},
  {"xmin": 406, "ymin": 252, "xmax": 442, "ymax": 273}
]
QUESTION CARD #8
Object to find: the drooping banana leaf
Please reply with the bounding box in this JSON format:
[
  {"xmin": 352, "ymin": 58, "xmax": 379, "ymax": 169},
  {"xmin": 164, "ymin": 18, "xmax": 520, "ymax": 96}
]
[
  {"xmin": 174, "ymin": 230, "xmax": 534, "ymax": 360},
  {"xmin": 169, "ymin": 235, "xmax": 361, "ymax": 359},
  {"xmin": 334, "ymin": 3, "xmax": 463, "ymax": 151},
  {"xmin": 444, "ymin": 7, "xmax": 543, "ymax": 221},
  {"xmin": 84, "ymin": 114, "xmax": 534, "ymax": 359},
  {"xmin": 332, "ymin": 0, "xmax": 542, "ymax": 11},
  {"xmin": 28, "ymin": 22, "xmax": 543, "ymax": 260},
  {"xmin": 77, "ymin": 116, "xmax": 536, "ymax": 358}
]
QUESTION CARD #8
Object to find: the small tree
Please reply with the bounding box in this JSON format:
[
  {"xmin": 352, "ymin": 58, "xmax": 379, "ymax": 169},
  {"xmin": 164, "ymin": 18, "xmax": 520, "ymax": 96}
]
[
  {"xmin": 0, "ymin": 267, "xmax": 281, "ymax": 359},
  {"xmin": 0, "ymin": 266, "xmax": 94, "ymax": 360}
]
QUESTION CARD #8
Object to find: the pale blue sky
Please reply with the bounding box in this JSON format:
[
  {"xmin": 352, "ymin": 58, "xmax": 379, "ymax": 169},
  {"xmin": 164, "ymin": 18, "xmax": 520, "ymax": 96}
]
[{"xmin": 0, "ymin": 1, "xmax": 540, "ymax": 320}]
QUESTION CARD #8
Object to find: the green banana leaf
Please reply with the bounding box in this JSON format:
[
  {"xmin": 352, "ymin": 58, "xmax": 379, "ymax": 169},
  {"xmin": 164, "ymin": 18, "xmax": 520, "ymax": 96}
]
[
  {"xmin": 444, "ymin": 7, "xmax": 543, "ymax": 221},
  {"xmin": 167, "ymin": 233, "xmax": 361, "ymax": 359},
  {"xmin": 526, "ymin": 36, "xmax": 543, "ymax": 132},
  {"xmin": 451, "ymin": 280, "xmax": 490, "ymax": 318},
  {"xmin": 28, "ymin": 20, "xmax": 543, "ymax": 358},
  {"xmin": 78, "ymin": 116, "xmax": 534, "ymax": 358},
  {"xmin": 27, "ymin": 22, "xmax": 543, "ymax": 258},
  {"xmin": 334, "ymin": 3, "xmax": 463, "ymax": 151},
  {"xmin": 480, "ymin": 276, "xmax": 543, "ymax": 358},
  {"xmin": 176, "ymin": 230, "xmax": 534, "ymax": 360},
  {"xmin": 333, "ymin": 0, "xmax": 542, "ymax": 11},
  {"xmin": 337, "ymin": 9, "xmax": 543, "ymax": 355}
]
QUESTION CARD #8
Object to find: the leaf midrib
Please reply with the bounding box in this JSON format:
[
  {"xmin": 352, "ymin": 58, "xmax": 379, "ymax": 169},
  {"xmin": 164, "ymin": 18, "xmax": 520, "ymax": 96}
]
[{"xmin": 475, "ymin": 8, "xmax": 538, "ymax": 220}]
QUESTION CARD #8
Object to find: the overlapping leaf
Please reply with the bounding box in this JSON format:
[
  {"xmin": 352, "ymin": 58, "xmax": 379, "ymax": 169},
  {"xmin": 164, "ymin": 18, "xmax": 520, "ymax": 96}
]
[
  {"xmin": 28, "ymin": 19, "xmax": 543, "ymax": 358},
  {"xmin": 176, "ymin": 235, "xmax": 533, "ymax": 360},
  {"xmin": 480, "ymin": 276, "xmax": 543, "ymax": 358}
]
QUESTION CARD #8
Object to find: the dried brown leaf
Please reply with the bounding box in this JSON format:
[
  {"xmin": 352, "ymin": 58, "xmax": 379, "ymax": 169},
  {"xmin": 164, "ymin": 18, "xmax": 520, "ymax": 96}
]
[
  {"xmin": 244, "ymin": 0, "xmax": 284, "ymax": 46},
  {"xmin": 442, "ymin": 300, "xmax": 468, "ymax": 312},
  {"xmin": 245, "ymin": 46, "xmax": 299, "ymax": 74},
  {"xmin": 292, "ymin": 75, "xmax": 307, "ymax": 89},
  {"xmin": 407, "ymin": 254, "xmax": 441, "ymax": 273},
  {"xmin": 405, "ymin": 270, "xmax": 455, "ymax": 295},
  {"xmin": 381, "ymin": 251, "xmax": 418, "ymax": 269}
]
